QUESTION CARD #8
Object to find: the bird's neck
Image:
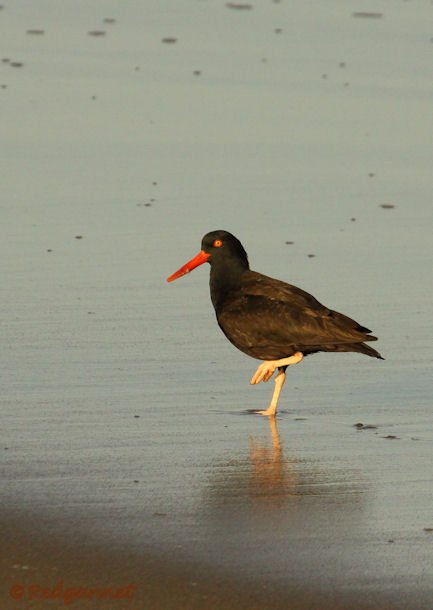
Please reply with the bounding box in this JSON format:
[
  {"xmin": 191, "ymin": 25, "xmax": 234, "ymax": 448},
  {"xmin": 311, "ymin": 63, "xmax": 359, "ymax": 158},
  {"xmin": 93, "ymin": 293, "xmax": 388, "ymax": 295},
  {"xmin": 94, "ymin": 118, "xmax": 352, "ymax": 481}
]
[{"xmin": 209, "ymin": 258, "xmax": 249, "ymax": 312}]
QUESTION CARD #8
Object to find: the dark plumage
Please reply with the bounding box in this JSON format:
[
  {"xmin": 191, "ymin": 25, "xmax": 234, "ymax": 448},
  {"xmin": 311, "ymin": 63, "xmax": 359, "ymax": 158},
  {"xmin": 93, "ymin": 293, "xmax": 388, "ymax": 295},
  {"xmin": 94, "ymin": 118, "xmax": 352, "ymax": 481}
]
[
  {"xmin": 203, "ymin": 230, "xmax": 382, "ymax": 361},
  {"xmin": 167, "ymin": 230, "xmax": 383, "ymax": 416}
]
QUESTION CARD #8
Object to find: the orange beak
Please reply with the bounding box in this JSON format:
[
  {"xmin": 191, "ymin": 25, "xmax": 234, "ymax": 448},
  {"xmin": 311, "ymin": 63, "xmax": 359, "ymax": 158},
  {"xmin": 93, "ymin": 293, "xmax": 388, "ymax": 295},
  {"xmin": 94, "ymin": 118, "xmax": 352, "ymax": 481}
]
[{"xmin": 166, "ymin": 250, "xmax": 211, "ymax": 282}]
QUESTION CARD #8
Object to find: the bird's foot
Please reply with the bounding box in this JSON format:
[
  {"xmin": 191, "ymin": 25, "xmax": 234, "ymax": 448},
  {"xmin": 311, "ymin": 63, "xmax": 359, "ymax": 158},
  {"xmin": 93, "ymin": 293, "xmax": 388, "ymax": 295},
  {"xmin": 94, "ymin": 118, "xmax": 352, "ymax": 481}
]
[
  {"xmin": 254, "ymin": 408, "xmax": 277, "ymax": 417},
  {"xmin": 250, "ymin": 353, "xmax": 304, "ymax": 385},
  {"xmin": 250, "ymin": 362, "xmax": 276, "ymax": 384}
]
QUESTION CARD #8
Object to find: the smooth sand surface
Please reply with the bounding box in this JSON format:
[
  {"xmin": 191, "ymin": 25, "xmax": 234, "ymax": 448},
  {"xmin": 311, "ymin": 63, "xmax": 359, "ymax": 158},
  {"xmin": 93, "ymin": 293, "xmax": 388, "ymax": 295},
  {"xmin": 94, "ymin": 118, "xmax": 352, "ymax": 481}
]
[
  {"xmin": 0, "ymin": 509, "xmax": 387, "ymax": 610},
  {"xmin": 2, "ymin": 1, "xmax": 433, "ymax": 608}
]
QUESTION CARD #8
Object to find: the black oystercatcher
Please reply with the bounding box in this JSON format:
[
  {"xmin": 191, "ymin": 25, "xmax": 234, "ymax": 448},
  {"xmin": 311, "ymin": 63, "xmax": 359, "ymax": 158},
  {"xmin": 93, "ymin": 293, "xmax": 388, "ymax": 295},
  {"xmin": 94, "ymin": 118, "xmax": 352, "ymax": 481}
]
[{"xmin": 167, "ymin": 230, "xmax": 383, "ymax": 416}]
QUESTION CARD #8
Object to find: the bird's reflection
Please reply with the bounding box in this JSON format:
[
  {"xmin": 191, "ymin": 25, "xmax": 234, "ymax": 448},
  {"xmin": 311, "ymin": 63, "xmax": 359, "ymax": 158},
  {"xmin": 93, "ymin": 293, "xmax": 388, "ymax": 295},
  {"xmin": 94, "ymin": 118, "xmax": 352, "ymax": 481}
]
[
  {"xmin": 247, "ymin": 417, "xmax": 298, "ymax": 501},
  {"xmin": 198, "ymin": 416, "xmax": 367, "ymax": 582},
  {"xmin": 204, "ymin": 417, "xmax": 365, "ymax": 517}
]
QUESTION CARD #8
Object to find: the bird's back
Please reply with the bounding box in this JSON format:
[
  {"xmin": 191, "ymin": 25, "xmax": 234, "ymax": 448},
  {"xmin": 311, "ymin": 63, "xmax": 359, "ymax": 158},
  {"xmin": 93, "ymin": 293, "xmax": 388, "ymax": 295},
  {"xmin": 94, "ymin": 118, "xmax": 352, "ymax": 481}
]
[{"xmin": 215, "ymin": 270, "xmax": 382, "ymax": 361}]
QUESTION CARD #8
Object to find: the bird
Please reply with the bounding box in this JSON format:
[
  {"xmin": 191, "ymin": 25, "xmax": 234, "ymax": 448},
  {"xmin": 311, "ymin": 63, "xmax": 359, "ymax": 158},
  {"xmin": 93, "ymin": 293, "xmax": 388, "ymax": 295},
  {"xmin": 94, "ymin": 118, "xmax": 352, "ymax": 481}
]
[{"xmin": 167, "ymin": 230, "xmax": 383, "ymax": 417}]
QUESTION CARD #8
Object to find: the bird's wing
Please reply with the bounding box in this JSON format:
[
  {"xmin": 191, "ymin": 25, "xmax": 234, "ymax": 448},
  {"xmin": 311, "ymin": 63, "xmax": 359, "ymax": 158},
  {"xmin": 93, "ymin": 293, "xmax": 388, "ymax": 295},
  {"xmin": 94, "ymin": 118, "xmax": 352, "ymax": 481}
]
[
  {"xmin": 217, "ymin": 271, "xmax": 374, "ymax": 358},
  {"xmin": 243, "ymin": 271, "xmax": 330, "ymax": 313}
]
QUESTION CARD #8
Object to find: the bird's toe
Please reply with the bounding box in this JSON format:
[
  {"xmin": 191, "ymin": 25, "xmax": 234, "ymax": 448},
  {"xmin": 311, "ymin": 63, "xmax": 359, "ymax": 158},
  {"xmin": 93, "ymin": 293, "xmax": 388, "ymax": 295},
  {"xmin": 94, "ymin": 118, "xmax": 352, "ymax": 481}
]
[{"xmin": 250, "ymin": 362, "xmax": 276, "ymax": 384}]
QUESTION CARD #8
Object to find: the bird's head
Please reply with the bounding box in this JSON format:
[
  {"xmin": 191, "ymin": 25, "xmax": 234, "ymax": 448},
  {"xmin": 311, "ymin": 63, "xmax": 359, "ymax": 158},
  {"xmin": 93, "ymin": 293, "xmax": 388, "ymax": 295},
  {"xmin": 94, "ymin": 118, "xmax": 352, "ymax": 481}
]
[{"xmin": 166, "ymin": 230, "xmax": 249, "ymax": 282}]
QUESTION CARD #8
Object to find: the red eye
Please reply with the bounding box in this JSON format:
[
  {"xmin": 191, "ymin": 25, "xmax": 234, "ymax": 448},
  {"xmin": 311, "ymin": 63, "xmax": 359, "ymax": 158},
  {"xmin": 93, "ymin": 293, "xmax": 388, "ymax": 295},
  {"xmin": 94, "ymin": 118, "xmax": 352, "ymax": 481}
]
[{"xmin": 213, "ymin": 239, "xmax": 223, "ymax": 247}]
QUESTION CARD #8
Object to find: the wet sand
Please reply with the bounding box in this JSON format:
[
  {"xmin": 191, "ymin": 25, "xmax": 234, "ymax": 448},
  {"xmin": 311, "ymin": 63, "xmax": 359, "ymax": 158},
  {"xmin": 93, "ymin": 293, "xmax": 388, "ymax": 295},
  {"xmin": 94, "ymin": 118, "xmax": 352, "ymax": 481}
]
[
  {"xmin": 2, "ymin": 1, "xmax": 433, "ymax": 608},
  {"xmin": 0, "ymin": 510, "xmax": 386, "ymax": 610}
]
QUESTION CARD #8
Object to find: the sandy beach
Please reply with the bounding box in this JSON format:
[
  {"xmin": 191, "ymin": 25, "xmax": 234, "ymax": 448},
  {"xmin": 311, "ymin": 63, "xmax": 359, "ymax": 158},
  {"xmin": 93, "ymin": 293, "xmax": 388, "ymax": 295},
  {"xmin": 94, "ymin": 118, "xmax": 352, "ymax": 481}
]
[
  {"xmin": 0, "ymin": 509, "xmax": 390, "ymax": 610},
  {"xmin": 1, "ymin": 1, "xmax": 433, "ymax": 608}
]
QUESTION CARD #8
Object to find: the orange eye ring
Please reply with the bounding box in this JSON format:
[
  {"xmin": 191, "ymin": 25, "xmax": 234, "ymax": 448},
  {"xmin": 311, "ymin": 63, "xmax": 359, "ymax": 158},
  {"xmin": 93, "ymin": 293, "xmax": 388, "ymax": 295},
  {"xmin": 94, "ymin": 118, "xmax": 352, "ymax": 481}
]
[{"xmin": 213, "ymin": 239, "xmax": 223, "ymax": 247}]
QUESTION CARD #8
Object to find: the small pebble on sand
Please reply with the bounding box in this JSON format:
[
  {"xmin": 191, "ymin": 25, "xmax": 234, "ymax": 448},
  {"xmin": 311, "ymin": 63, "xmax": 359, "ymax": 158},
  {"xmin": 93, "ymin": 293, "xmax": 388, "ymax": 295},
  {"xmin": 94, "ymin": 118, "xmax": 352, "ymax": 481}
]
[
  {"xmin": 226, "ymin": 2, "xmax": 253, "ymax": 9},
  {"xmin": 352, "ymin": 12, "xmax": 383, "ymax": 19},
  {"xmin": 354, "ymin": 422, "xmax": 377, "ymax": 430}
]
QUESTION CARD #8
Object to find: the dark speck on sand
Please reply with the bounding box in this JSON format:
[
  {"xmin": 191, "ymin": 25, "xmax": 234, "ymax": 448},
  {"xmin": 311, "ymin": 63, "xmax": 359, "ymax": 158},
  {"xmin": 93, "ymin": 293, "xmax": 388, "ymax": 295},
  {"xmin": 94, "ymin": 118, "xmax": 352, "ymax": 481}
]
[
  {"xmin": 354, "ymin": 423, "xmax": 378, "ymax": 430},
  {"xmin": 162, "ymin": 37, "xmax": 178, "ymax": 44},
  {"xmin": 88, "ymin": 30, "xmax": 106, "ymax": 36},
  {"xmin": 226, "ymin": 2, "xmax": 253, "ymax": 9},
  {"xmin": 380, "ymin": 204, "xmax": 395, "ymax": 209},
  {"xmin": 352, "ymin": 12, "xmax": 383, "ymax": 19}
]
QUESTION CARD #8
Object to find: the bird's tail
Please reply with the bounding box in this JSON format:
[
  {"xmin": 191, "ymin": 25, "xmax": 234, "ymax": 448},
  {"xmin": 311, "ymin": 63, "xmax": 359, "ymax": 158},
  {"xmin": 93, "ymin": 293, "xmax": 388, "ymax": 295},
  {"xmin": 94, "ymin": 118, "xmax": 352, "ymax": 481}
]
[{"xmin": 351, "ymin": 342, "xmax": 384, "ymax": 360}]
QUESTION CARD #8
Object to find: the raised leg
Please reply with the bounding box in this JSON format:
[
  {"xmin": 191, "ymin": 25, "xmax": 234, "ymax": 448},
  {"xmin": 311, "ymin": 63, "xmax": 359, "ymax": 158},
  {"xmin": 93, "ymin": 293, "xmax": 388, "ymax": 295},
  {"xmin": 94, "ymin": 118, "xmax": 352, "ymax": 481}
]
[{"xmin": 250, "ymin": 352, "xmax": 304, "ymax": 385}]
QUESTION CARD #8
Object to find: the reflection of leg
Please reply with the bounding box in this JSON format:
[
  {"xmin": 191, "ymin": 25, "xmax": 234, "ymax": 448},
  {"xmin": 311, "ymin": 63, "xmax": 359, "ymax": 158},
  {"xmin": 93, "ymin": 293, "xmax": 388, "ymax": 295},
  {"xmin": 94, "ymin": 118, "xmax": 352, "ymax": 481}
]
[
  {"xmin": 256, "ymin": 367, "xmax": 286, "ymax": 417},
  {"xmin": 250, "ymin": 352, "xmax": 304, "ymax": 384},
  {"xmin": 268, "ymin": 407, "xmax": 282, "ymax": 451}
]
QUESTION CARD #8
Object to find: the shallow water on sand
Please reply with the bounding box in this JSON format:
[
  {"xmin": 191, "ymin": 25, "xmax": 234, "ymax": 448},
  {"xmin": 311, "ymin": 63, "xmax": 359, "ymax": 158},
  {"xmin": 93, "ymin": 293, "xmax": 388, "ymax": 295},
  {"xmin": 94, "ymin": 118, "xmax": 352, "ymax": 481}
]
[{"xmin": 1, "ymin": 1, "xmax": 433, "ymax": 608}]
